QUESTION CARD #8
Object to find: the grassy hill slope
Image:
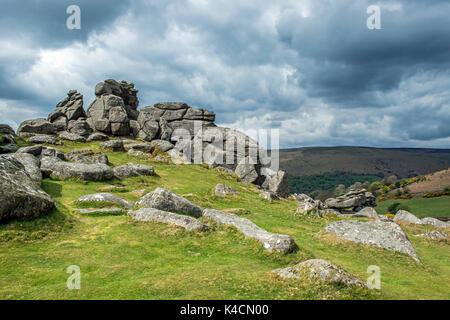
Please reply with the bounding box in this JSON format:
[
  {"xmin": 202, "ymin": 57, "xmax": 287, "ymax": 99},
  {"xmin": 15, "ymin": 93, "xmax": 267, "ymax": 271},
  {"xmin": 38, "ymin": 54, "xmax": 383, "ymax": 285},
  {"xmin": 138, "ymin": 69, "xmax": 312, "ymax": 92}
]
[
  {"xmin": 0, "ymin": 141, "xmax": 449, "ymax": 300},
  {"xmin": 279, "ymin": 146, "xmax": 450, "ymax": 178}
]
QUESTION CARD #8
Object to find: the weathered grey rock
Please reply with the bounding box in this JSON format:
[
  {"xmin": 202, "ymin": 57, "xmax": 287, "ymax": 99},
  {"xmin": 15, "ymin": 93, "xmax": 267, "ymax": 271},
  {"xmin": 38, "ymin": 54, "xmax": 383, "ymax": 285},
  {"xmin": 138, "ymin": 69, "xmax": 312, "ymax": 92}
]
[
  {"xmin": 159, "ymin": 117, "xmax": 173, "ymax": 141},
  {"xmin": 216, "ymin": 166, "xmax": 235, "ymax": 174},
  {"xmin": 127, "ymin": 149, "xmax": 149, "ymax": 158},
  {"xmin": 100, "ymin": 140, "xmax": 125, "ymax": 152},
  {"xmin": 202, "ymin": 208, "xmax": 296, "ymax": 253},
  {"xmin": 324, "ymin": 189, "xmax": 376, "ymax": 213},
  {"xmin": 377, "ymin": 214, "xmax": 393, "ymax": 222},
  {"xmin": 113, "ymin": 163, "xmax": 155, "ymax": 179},
  {"xmin": 324, "ymin": 220, "xmax": 420, "ymax": 262},
  {"xmin": 40, "ymin": 157, "xmax": 114, "ymax": 181},
  {"xmin": 416, "ymin": 231, "xmax": 448, "ymax": 240},
  {"xmin": 59, "ymin": 131, "xmax": 86, "ymax": 142},
  {"xmin": 261, "ymin": 169, "xmax": 289, "ymax": 198},
  {"xmin": 354, "ymin": 207, "xmax": 379, "ymax": 219},
  {"xmin": 49, "ymin": 90, "xmax": 86, "ymax": 123},
  {"xmin": 52, "ymin": 116, "xmax": 68, "ymax": 132},
  {"xmin": 136, "ymin": 188, "xmax": 203, "ymax": 218},
  {"xmin": 214, "ymin": 184, "xmax": 237, "ymax": 196},
  {"xmin": 5, "ymin": 153, "xmax": 42, "ymax": 187},
  {"xmin": 17, "ymin": 145, "xmax": 65, "ymax": 160},
  {"xmin": 86, "ymin": 132, "xmax": 109, "ymax": 142},
  {"xmin": 0, "ymin": 124, "xmax": 15, "ymax": 135},
  {"xmin": 77, "ymin": 193, "xmax": 133, "ymax": 209},
  {"xmin": 259, "ymin": 191, "xmax": 279, "ymax": 201},
  {"xmin": 294, "ymin": 194, "xmax": 322, "ymax": 215},
  {"xmin": 0, "ymin": 156, "xmax": 55, "ymax": 222},
  {"xmin": 29, "ymin": 134, "xmax": 60, "ymax": 145},
  {"xmin": 0, "ymin": 133, "xmax": 18, "ymax": 154},
  {"xmin": 136, "ymin": 111, "xmax": 159, "ymax": 141},
  {"xmin": 129, "ymin": 208, "xmax": 209, "ymax": 231},
  {"xmin": 394, "ymin": 210, "xmax": 423, "ymax": 225},
  {"xmin": 151, "ymin": 139, "xmax": 174, "ymax": 152},
  {"xmin": 18, "ymin": 118, "xmax": 56, "ymax": 136},
  {"xmin": 273, "ymin": 259, "xmax": 366, "ymax": 287},
  {"xmin": 0, "ymin": 143, "xmax": 18, "ymax": 154},
  {"xmin": 73, "ymin": 208, "xmax": 126, "ymax": 215},
  {"xmin": 67, "ymin": 119, "xmax": 92, "ymax": 137},
  {"xmin": 235, "ymin": 156, "xmax": 261, "ymax": 184},
  {"xmin": 65, "ymin": 149, "xmax": 109, "ymax": 165},
  {"xmin": 421, "ymin": 217, "xmax": 450, "ymax": 229},
  {"xmin": 128, "ymin": 142, "xmax": 154, "ymax": 153},
  {"xmin": 94, "ymin": 80, "xmax": 139, "ymax": 120}
]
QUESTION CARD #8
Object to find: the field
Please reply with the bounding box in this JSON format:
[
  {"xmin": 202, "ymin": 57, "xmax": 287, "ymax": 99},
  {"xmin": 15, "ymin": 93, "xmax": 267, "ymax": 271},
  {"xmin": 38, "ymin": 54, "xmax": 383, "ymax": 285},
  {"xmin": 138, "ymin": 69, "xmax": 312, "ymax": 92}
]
[
  {"xmin": 0, "ymin": 141, "xmax": 449, "ymax": 300},
  {"xmin": 376, "ymin": 197, "xmax": 450, "ymax": 218}
]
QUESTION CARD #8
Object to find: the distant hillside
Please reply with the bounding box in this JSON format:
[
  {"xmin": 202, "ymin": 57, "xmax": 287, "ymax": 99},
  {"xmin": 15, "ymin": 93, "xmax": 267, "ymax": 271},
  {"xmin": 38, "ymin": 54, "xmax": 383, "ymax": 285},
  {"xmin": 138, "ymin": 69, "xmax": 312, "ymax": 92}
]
[{"xmin": 279, "ymin": 146, "xmax": 450, "ymax": 178}]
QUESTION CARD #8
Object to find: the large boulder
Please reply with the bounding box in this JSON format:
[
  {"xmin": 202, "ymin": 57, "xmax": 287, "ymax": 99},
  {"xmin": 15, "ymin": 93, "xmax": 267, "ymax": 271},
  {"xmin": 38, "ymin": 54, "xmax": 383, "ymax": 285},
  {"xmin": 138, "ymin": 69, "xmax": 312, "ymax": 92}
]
[
  {"xmin": 324, "ymin": 220, "xmax": 420, "ymax": 262},
  {"xmin": 5, "ymin": 153, "xmax": 42, "ymax": 187},
  {"xmin": 202, "ymin": 208, "xmax": 296, "ymax": 253},
  {"xmin": 17, "ymin": 145, "xmax": 65, "ymax": 160},
  {"xmin": 100, "ymin": 140, "xmax": 125, "ymax": 152},
  {"xmin": 261, "ymin": 169, "xmax": 290, "ymax": 198},
  {"xmin": 65, "ymin": 149, "xmax": 109, "ymax": 165},
  {"xmin": 136, "ymin": 188, "xmax": 203, "ymax": 218},
  {"xmin": 135, "ymin": 102, "xmax": 216, "ymax": 141},
  {"xmin": 0, "ymin": 124, "xmax": 15, "ymax": 135},
  {"xmin": 0, "ymin": 129, "xmax": 18, "ymax": 154},
  {"xmin": 48, "ymin": 90, "xmax": 86, "ymax": 126},
  {"xmin": 0, "ymin": 155, "xmax": 55, "ymax": 222},
  {"xmin": 324, "ymin": 189, "xmax": 376, "ymax": 213},
  {"xmin": 59, "ymin": 131, "xmax": 86, "ymax": 142},
  {"xmin": 29, "ymin": 134, "xmax": 60, "ymax": 145},
  {"xmin": 94, "ymin": 79, "xmax": 139, "ymax": 120},
  {"xmin": 67, "ymin": 119, "xmax": 92, "ymax": 137},
  {"xmin": 394, "ymin": 210, "xmax": 423, "ymax": 225},
  {"xmin": 421, "ymin": 217, "xmax": 450, "ymax": 229},
  {"xmin": 354, "ymin": 207, "xmax": 379, "ymax": 219},
  {"xmin": 129, "ymin": 208, "xmax": 209, "ymax": 231},
  {"xmin": 113, "ymin": 163, "xmax": 155, "ymax": 179},
  {"xmin": 416, "ymin": 231, "xmax": 448, "ymax": 241},
  {"xmin": 18, "ymin": 118, "xmax": 56, "ymax": 137},
  {"xmin": 273, "ymin": 259, "xmax": 366, "ymax": 287},
  {"xmin": 40, "ymin": 157, "xmax": 114, "ymax": 181}
]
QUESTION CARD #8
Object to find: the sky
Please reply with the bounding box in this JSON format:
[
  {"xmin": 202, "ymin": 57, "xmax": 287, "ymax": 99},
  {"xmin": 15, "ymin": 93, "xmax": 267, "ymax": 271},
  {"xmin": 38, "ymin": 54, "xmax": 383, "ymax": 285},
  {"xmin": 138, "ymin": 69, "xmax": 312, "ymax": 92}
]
[{"xmin": 0, "ymin": 0, "xmax": 449, "ymax": 149}]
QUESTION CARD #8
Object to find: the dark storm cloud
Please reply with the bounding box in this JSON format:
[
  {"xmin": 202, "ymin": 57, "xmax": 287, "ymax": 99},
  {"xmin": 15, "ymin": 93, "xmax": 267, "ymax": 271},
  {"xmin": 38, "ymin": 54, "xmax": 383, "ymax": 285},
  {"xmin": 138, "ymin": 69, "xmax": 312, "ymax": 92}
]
[
  {"xmin": 0, "ymin": 0, "xmax": 131, "ymax": 47},
  {"xmin": 0, "ymin": 0, "xmax": 449, "ymax": 148}
]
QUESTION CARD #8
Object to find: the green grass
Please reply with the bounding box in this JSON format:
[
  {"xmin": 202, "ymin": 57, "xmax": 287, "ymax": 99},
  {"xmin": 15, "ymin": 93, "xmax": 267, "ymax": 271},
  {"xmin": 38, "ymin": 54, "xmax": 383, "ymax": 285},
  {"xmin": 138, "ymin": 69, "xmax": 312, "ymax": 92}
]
[
  {"xmin": 0, "ymin": 140, "xmax": 449, "ymax": 299},
  {"xmin": 376, "ymin": 196, "xmax": 450, "ymax": 218}
]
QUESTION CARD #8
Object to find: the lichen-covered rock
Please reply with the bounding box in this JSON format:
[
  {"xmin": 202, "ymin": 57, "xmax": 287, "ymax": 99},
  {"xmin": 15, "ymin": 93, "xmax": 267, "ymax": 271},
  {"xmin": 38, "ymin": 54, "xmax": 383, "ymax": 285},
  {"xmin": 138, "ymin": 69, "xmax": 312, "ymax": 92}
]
[
  {"xmin": 77, "ymin": 193, "xmax": 134, "ymax": 209},
  {"xmin": 235, "ymin": 156, "xmax": 261, "ymax": 184},
  {"xmin": 0, "ymin": 124, "xmax": 15, "ymax": 135},
  {"xmin": 324, "ymin": 220, "xmax": 420, "ymax": 262},
  {"xmin": 0, "ymin": 132, "xmax": 18, "ymax": 154},
  {"xmin": 354, "ymin": 207, "xmax": 379, "ymax": 219},
  {"xmin": 17, "ymin": 145, "xmax": 65, "ymax": 160},
  {"xmin": 394, "ymin": 210, "xmax": 423, "ymax": 225},
  {"xmin": 86, "ymin": 132, "xmax": 109, "ymax": 142},
  {"xmin": 40, "ymin": 157, "xmax": 114, "ymax": 181},
  {"xmin": 29, "ymin": 134, "xmax": 60, "ymax": 145},
  {"xmin": 127, "ymin": 142, "xmax": 155, "ymax": 153},
  {"xmin": 202, "ymin": 208, "xmax": 296, "ymax": 254},
  {"xmin": 150, "ymin": 139, "xmax": 174, "ymax": 152},
  {"xmin": 294, "ymin": 193, "xmax": 322, "ymax": 215},
  {"xmin": 67, "ymin": 119, "xmax": 92, "ymax": 137},
  {"xmin": 100, "ymin": 140, "xmax": 125, "ymax": 152},
  {"xmin": 48, "ymin": 90, "xmax": 86, "ymax": 124},
  {"xmin": 324, "ymin": 189, "xmax": 376, "ymax": 213},
  {"xmin": 416, "ymin": 231, "xmax": 448, "ymax": 241},
  {"xmin": 18, "ymin": 118, "xmax": 56, "ymax": 136},
  {"xmin": 59, "ymin": 131, "xmax": 86, "ymax": 142},
  {"xmin": 5, "ymin": 153, "xmax": 42, "ymax": 187},
  {"xmin": 113, "ymin": 163, "xmax": 154, "ymax": 179},
  {"xmin": 214, "ymin": 184, "xmax": 237, "ymax": 196},
  {"xmin": 0, "ymin": 155, "xmax": 55, "ymax": 222},
  {"xmin": 129, "ymin": 208, "xmax": 209, "ymax": 231},
  {"xmin": 65, "ymin": 149, "xmax": 109, "ymax": 165},
  {"xmin": 421, "ymin": 217, "xmax": 450, "ymax": 229},
  {"xmin": 136, "ymin": 188, "xmax": 203, "ymax": 218},
  {"xmin": 261, "ymin": 169, "xmax": 289, "ymax": 198},
  {"xmin": 273, "ymin": 259, "xmax": 366, "ymax": 287}
]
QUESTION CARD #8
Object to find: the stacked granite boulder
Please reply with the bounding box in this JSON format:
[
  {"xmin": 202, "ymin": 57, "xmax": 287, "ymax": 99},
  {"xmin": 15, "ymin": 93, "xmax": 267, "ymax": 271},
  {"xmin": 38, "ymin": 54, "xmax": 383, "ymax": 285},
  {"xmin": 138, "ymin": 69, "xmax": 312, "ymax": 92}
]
[
  {"xmin": 86, "ymin": 79, "xmax": 139, "ymax": 136},
  {"xmin": 324, "ymin": 189, "xmax": 376, "ymax": 214}
]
